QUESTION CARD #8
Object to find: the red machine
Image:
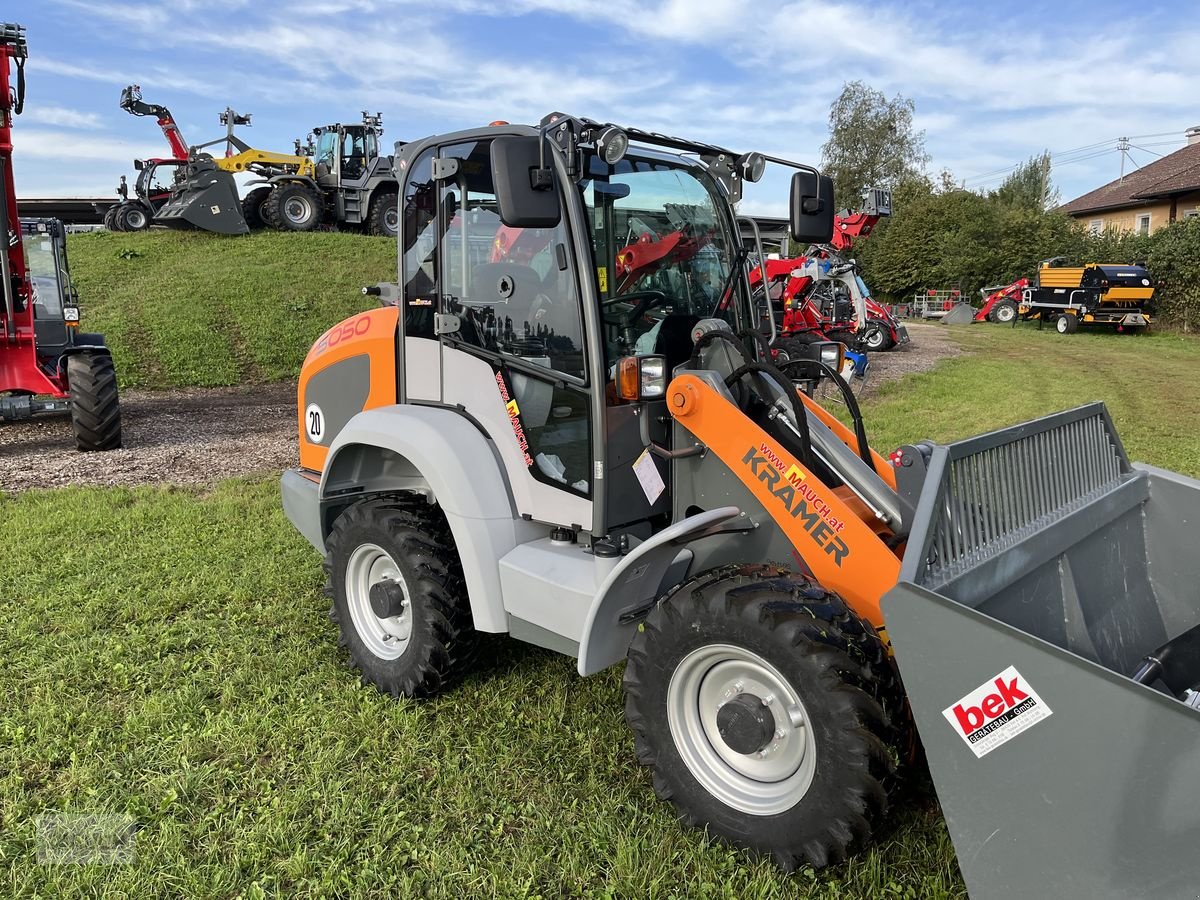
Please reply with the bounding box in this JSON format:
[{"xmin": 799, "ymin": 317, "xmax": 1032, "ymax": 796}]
[
  {"xmin": 0, "ymin": 22, "xmax": 121, "ymax": 449},
  {"xmin": 974, "ymin": 278, "xmax": 1028, "ymax": 323},
  {"xmin": 749, "ymin": 189, "xmax": 908, "ymax": 352},
  {"xmin": 107, "ymin": 84, "xmax": 191, "ymax": 231}
]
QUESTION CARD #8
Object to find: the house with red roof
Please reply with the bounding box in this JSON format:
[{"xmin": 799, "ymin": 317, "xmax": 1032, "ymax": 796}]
[{"xmin": 1059, "ymin": 127, "xmax": 1200, "ymax": 235}]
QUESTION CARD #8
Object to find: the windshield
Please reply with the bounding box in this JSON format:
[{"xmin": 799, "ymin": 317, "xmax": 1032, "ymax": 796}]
[
  {"xmin": 314, "ymin": 130, "xmax": 337, "ymax": 167},
  {"xmin": 579, "ymin": 153, "xmax": 748, "ymax": 366},
  {"xmin": 23, "ymin": 233, "xmax": 65, "ymax": 316}
]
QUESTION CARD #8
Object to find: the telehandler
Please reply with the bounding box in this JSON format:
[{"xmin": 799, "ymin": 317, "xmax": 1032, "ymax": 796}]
[
  {"xmin": 1, "ymin": 24, "xmax": 121, "ymax": 450},
  {"xmin": 281, "ymin": 112, "xmax": 1200, "ymax": 897}
]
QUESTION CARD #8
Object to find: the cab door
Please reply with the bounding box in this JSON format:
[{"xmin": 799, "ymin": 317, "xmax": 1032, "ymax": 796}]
[{"xmin": 433, "ymin": 137, "xmax": 593, "ymax": 529}]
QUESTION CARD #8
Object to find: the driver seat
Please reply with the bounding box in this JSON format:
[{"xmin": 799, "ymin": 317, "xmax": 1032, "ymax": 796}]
[{"xmin": 654, "ymin": 313, "xmax": 701, "ymax": 376}]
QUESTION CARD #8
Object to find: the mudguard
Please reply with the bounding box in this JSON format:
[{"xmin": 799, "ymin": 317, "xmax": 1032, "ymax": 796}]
[{"xmin": 320, "ymin": 404, "xmax": 538, "ymax": 633}]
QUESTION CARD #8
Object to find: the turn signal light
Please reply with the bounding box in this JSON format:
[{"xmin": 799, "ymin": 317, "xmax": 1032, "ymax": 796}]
[{"xmin": 616, "ymin": 354, "xmax": 668, "ymax": 402}]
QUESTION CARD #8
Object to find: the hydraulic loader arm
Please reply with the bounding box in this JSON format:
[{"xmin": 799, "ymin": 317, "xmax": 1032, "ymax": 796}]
[{"xmin": 119, "ymin": 85, "xmax": 189, "ymax": 161}]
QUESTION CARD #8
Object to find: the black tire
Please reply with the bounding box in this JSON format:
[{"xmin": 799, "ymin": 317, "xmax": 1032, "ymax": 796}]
[
  {"xmin": 325, "ymin": 498, "xmax": 477, "ymax": 699},
  {"xmin": 115, "ymin": 202, "xmax": 151, "ymax": 232},
  {"xmin": 772, "ymin": 333, "xmax": 820, "ymax": 364},
  {"xmin": 990, "ymin": 300, "xmax": 1017, "ymax": 324},
  {"xmin": 103, "ymin": 205, "xmax": 120, "ymax": 231},
  {"xmin": 624, "ymin": 566, "xmax": 904, "ymax": 870},
  {"xmin": 67, "ymin": 352, "xmax": 122, "ymax": 452},
  {"xmin": 1056, "ymin": 313, "xmax": 1079, "ymax": 334},
  {"xmin": 263, "ymin": 182, "xmax": 323, "ymax": 232},
  {"xmin": 862, "ymin": 323, "xmax": 894, "ymax": 351},
  {"xmin": 367, "ymin": 190, "xmax": 399, "ymax": 238},
  {"xmin": 241, "ymin": 187, "xmax": 272, "ymax": 231}
]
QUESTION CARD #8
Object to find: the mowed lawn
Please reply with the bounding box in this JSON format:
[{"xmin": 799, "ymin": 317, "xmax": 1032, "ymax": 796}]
[
  {"xmin": 68, "ymin": 230, "xmax": 394, "ymax": 388},
  {"xmin": 2, "ymin": 308, "xmax": 1198, "ymax": 896}
]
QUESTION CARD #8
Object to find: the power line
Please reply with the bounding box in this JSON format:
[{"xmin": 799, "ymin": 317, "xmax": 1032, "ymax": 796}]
[{"xmin": 1130, "ymin": 143, "xmax": 1166, "ymax": 158}]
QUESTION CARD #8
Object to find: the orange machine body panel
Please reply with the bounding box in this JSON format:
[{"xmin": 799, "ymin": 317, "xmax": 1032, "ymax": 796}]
[
  {"xmin": 297, "ymin": 306, "xmax": 399, "ymax": 473},
  {"xmin": 669, "ymin": 374, "xmax": 901, "ymax": 630}
]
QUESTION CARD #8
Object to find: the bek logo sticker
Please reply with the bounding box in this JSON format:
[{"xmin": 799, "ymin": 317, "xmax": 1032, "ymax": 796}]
[
  {"xmin": 305, "ymin": 403, "xmax": 325, "ymax": 444},
  {"xmin": 943, "ymin": 666, "xmax": 1051, "ymax": 759}
]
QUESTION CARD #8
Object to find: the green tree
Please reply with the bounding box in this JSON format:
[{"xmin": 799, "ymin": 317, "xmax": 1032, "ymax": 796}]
[
  {"xmin": 820, "ymin": 81, "xmax": 930, "ymax": 209},
  {"xmin": 991, "ymin": 152, "xmax": 1059, "ymax": 211}
]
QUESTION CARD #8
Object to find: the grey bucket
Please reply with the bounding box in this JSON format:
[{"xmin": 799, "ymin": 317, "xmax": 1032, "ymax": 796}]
[
  {"xmin": 154, "ymin": 156, "xmax": 248, "ymax": 236},
  {"xmin": 883, "ymin": 403, "xmax": 1200, "ymax": 899},
  {"xmin": 941, "ymin": 302, "xmax": 978, "ymax": 324}
]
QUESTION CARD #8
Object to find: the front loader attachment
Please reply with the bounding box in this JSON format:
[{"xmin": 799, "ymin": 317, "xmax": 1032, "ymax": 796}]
[
  {"xmin": 883, "ymin": 404, "xmax": 1200, "ymax": 899},
  {"xmin": 154, "ymin": 156, "xmax": 248, "ymax": 235}
]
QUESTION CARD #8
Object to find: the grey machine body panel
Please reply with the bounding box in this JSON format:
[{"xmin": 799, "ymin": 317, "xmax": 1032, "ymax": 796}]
[{"xmin": 882, "ymin": 405, "xmax": 1200, "ymax": 899}]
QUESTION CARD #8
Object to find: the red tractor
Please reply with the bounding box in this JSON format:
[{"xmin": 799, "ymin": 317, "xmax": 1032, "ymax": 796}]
[
  {"xmin": 1, "ymin": 23, "xmax": 121, "ymax": 449},
  {"xmin": 748, "ymin": 190, "xmax": 908, "ymax": 355},
  {"xmin": 106, "ymin": 84, "xmax": 191, "ymax": 232},
  {"xmin": 974, "ymin": 277, "xmax": 1029, "ymax": 324}
]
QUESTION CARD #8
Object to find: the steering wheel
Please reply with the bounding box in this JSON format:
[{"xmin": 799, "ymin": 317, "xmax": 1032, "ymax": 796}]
[{"xmin": 600, "ymin": 290, "xmax": 672, "ymax": 351}]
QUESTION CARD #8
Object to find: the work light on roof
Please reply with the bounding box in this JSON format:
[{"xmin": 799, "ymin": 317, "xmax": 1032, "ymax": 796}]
[
  {"xmin": 738, "ymin": 152, "xmax": 766, "ymax": 183},
  {"xmin": 596, "ymin": 126, "xmax": 629, "ymax": 165}
]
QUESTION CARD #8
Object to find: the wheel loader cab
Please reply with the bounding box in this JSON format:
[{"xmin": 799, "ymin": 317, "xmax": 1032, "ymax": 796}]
[{"xmin": 313, "ymin": 123, "xmax": 381, "ymax": 187}]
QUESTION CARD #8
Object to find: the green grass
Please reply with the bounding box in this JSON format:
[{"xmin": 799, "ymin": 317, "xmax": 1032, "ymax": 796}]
[
  {"xmin": 68, "ymin": 231, "xmax": 394, "ymax": 389},
  {"xmin": 865, "ymin": 324, "xmax": 1200, "ymax": 477},
  {"xmin": 0, "ymin": 481, "xmax": 961, "ymax": 899}
]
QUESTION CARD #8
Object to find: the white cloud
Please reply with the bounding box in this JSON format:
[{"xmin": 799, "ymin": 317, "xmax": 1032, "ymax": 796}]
[{"xmin": 26, "ymin": 106, "xmax": 102, "ymax": 129}]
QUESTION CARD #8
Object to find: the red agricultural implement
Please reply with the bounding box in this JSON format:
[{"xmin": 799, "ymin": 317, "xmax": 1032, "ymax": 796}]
[
  {"xmin": 0, "ymin": 22, "xmax": 121, "ymax": 449},
  {"xmin": 974, "ymin": 278, "xmax": 1028, "ymax": 323}
]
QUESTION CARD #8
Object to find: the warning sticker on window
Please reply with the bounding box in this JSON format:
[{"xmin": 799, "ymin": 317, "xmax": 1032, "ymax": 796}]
[
  {"xmin": 942, "ymin": 666, "xmax": 1052, "ymax": 759},
  {"xmin": 597, "ymin": 266, "xmax": 608, "ymax": 293}
]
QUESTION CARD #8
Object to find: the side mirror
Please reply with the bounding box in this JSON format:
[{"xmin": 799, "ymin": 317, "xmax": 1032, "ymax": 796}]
[
  {"xmin": 789, "ymin": 171, "xmax": 835, "ymax": 244},
  {"xmin": 133, "ymin": 159, "xmax": 145, "ymax": 171},
  {"xmin": 491, "ymin": 135, "xmax": 561, "ymax": 228}
]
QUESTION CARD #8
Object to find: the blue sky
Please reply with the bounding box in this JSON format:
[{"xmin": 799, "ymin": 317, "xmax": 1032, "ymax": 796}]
[{"xmin": 9, "ymin": 0, "xmax": 1199, "ymax": 215}]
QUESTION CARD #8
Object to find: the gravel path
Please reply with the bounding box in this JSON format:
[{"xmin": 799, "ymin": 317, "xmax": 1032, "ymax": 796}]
[
  {"xmin": 1, "ymin": 323, "xmax": 961, "ymax": 493},
  {"xmin": 860, "ymin": 322, "xmax": 962, "ymax": 397},
  {"xmin": 1, "ymin": 382, "xmax": 297, "ymax": 493}
]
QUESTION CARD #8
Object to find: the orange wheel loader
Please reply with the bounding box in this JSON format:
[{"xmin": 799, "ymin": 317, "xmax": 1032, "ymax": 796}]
[{"xmin": 280, "ymin": 113, "xmax": 1200, "ymax": 897}]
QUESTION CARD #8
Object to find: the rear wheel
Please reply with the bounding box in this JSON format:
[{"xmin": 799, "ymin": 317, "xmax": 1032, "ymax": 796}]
[
  {"xmin": 241, "ymin": 187, "xmax": 272, "ymax": 230},
  {"xmin": 103, "ymin": 205, "xmax": 120, "ymax": 231},
  {"xmin": 367, "ymin": 190, "xmax": 399, "ymax": 238},
  {"xmin": 624, "ymin": 566, "xmax": 904, "ymax": 870},
  {"xmin": 1056, "ymin": 313, "xmax": 1079, "ymax": 334},
  {"xmin": 67, "ymin": 352, "xmax": 122, "ymax": 451},
  {"xmin": 263, "ymin": 182, "xmax": 323, "ymax": 232},
  {"xmin": 991, "ymin": 300, "xmax": 1017, "ymax": 324},
  {"xmin": 325, "ymin": 498, "xmax": 477, "ymax": 698}
]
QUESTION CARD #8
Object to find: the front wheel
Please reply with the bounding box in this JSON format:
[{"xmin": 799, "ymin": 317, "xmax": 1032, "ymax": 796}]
[
  {"xmin": 325, "ymin": 498, "xmax": 477, "ymax": 698},
  {"xmin": 991, "ymin": 300, "xmax": 1017, "ymax": 324},
  {"xmin": 624, "ymin": 566, "xmax": 903, "ymax": 870},
  {"xmin": 1056, "ymin": 313, "xmax": 1079, "ymax": 334},
  {"xmin": 863, "ymin": 323, "xmax": 894, "ymax": 351},
  {"xmin": 264, "ymin": 182, "xmax": 323, "ymax": 232},
  {"xmin": 67, "ymin": 352, "xmax": 122, "ymax": 451},
  {"xmin": 241, "ymin": 187, "xmax": 272, "ymax": 230}
]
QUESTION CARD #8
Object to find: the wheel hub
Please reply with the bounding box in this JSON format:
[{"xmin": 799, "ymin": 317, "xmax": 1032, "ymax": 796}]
[
  {"xmin": 345, "ymin": 543, "xmax": 412, "ymax": 660},
  {"xmin": 667, "ymin": 644, "xmax": 817, "ymax": 816},
  {"xmin": 369, "ymin": 580, "xmax": 407, "ymax": 618},
  {"xmin": 716, "ymin": 693, "xmax": 776, "ymax": 755}
]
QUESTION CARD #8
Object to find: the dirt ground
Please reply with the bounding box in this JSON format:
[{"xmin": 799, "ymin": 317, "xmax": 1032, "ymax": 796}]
[
  {"xmin": 0, "ymin": 382, "xmax": 297, "ymax": 493},
  {"xmin": 860, "ymin": 321, "xmax": 961, "ymax": 397},
  {"xmin": 1, "ymin": 323, "xmax": 959, "ymax": 493}
]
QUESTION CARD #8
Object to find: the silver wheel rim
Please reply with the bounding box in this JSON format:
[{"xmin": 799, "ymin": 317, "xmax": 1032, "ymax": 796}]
[
  {"xmin": 996, "ymin": 305, "xmax": 1015, "ymax": 322},
  {"xmin": 383, "ymin": 206, "xmax": 398, "ymax": 233},
  {"xmin": 866, "ymin": 327, "xmax": 884, "ymax": 349},
  {"xmin": 345, "ymin": 542, "xmax": 412, "ymax": 660},
  {"xmin": 284, "ymin": 195, "xmax": 313, "ymax": 225},
  {"xmin": 127, "ymin": 209, "xmax": 147, "ymax": 229},
  {"xmin": 667, "ymin": 643, "xmax": 816, "ymax": 816},
  {"xmin": 1057, "ymin": 317, "xmax": 1068, "ymax": 333}
]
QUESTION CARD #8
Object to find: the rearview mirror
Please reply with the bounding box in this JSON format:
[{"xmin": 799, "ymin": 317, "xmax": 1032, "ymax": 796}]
[
  {"xmin": 491, "ymin": 135, "xmax": 561, "ymax": 228},
  {"xmin": 789, "ymin": 171, "xmax": 835, "ymax": 244}
]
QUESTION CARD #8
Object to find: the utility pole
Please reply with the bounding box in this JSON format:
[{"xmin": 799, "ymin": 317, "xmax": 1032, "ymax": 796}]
[
  {"xmin": 1118, "ymin": 137, "xmax": 1131, "ymax": 182},
  {"xmin": 1038, "ymin": 151, "xmax": 1051, "ymax": 210}
]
